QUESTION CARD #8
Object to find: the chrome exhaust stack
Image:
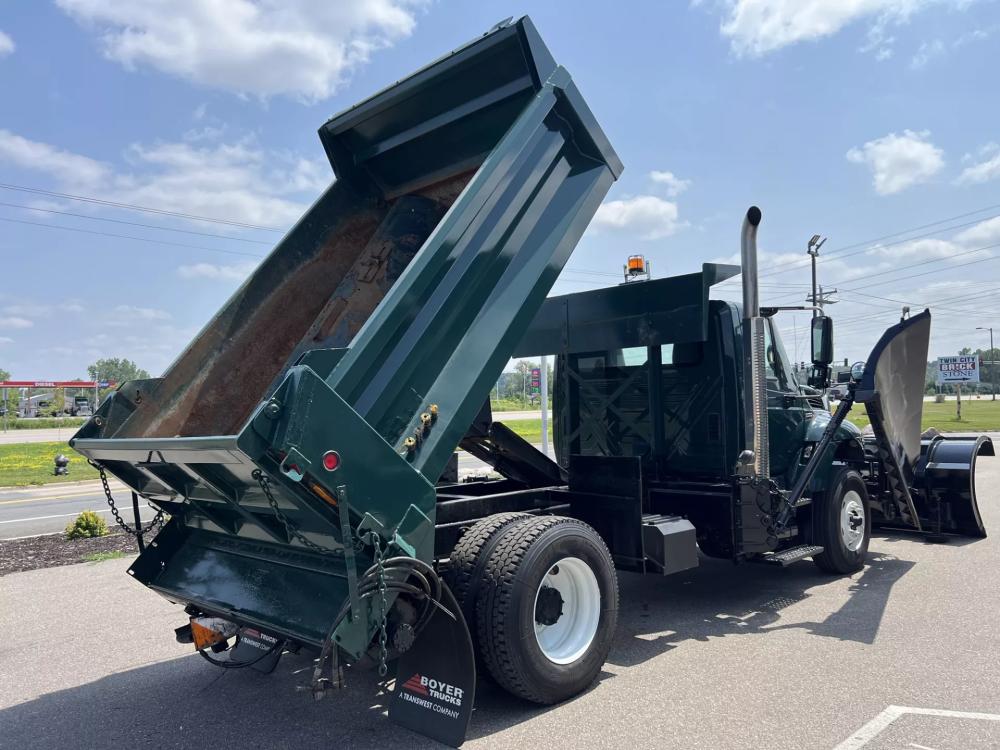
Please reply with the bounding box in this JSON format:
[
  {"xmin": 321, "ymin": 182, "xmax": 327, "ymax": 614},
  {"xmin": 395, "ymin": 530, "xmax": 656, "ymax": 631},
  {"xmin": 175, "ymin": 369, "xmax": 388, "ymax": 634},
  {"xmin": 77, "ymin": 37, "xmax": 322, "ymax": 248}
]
[{"xmin": 741, "ymin": 206, "xmax": 769, "ymax": 479}]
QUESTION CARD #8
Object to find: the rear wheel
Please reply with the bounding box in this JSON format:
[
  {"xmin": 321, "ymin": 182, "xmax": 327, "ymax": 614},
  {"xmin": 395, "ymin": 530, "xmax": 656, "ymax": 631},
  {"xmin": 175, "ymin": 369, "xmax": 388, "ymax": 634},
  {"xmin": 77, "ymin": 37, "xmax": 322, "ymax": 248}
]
[
  {"xmin": 445, "ymin": 512, "xmax": 530, "ymax": 655},
  {"xmin": 476, "ymin": 516, "xmax": 618, "ymax": 704},
  {"xmin": 813, "ymin": 467, "xmax": 871, "ymax": 574}
]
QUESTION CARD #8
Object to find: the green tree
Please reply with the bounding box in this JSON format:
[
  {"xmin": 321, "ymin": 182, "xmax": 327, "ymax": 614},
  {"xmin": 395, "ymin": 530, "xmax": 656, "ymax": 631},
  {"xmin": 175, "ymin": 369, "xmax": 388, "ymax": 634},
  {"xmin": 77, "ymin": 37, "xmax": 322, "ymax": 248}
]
[
  {"xmin": 50, "ymin": 386, "xmax": 66, "ymax": 416},
  {"xmin": 87, "ymin": 357, "xmax": 151, "ymax": 401},
  {"xmin": 0, "ymin": 368, "xmax": 12, "ymax": 417}
]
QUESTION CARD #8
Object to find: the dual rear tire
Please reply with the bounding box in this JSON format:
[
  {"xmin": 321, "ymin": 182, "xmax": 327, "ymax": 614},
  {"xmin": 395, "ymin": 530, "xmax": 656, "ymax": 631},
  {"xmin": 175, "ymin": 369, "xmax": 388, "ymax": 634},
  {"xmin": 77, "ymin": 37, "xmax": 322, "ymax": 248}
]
[{"xmin": 447, "ymin": 515, "xmax": 618, "ymax": 704}]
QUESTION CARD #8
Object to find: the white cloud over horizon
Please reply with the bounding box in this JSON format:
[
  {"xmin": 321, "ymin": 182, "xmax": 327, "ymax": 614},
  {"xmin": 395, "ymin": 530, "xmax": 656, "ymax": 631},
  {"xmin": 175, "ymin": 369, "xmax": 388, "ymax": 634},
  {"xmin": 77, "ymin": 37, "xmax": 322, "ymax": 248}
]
[
  {"xmin": 592, "ymin": 195, "xmax": 684, "ymax": 240},
  {"xmin": 177, "ymin": 261, "xmax": 259, "ymax": 281},
  {"xmin": 649, "ymin": 170, "xmax": 692, "ymax": 197},
  {"xmin": 0, "ymin": 30, "xmax": 14, "ymax": 57},
  {"xmin": 55, "ymin": 0, "xmax": 420, "ymax": 101},
  {"xmin": 957, "ymin": 143, "xmax": 1000, "ymax": 185},
  {"xmin": 846, "ymin": 129, "xmax": 945, "ymax": 194},
  {"xmin": 0, "ymin": 317, "xmax": 34, "ymax": 330},
  {"xmin": 716, "ymin": 1, "xmax": 976, "ymax": 58},
  {"xmin": 0, "ymin": 128, "xmax": 329, "ymax": 229}
]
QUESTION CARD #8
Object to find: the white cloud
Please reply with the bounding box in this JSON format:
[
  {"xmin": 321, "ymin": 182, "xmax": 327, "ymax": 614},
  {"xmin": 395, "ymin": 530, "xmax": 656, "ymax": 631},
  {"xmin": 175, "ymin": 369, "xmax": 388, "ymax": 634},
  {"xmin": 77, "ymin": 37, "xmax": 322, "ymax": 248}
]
[
  {"xmin": 0, "ymin": 317, "xmax": 33, "ymax": 329},
  {"xmin": 956, "ymin": 143, "xmax": 1000, "ymax": 185},
  {"xmin": 56, "ymin": 0, "xmax": 420, "ymax": 101},
  {"xmin": 649, "ymin": 170, "xmax": 692, "ymax": 197},
  {"xmin": 0, "ymin": 129, "xmax": 109, "ymax": 188},
  {"xmin": 910, "ymin": 38, "xmax": 945, "ymax": 68},
  {"xmin": 592, "ymin": 195, "xmax": 683, "ymax": 240},
  {"xmin": 2, "ymin": 303, "xmax": 51, "ymax": 318},
  {"xmin": 846, "ymin": 129, "xmax": 945, "ymax": 195},
  {"xmin": 954, "ymin": 216, "xmax": 1000, "ymax": 247},
  {"xmin": 113, "ymin": 305, "xmax": 171, "ymax": 320},
  {"xmin": 718, "ymin": 0, "xmax": 931, "ymax": 56},
  {"xmin": 868, "ymin": 237, "xmax": 958, "ymax": 259},
  {"xmin": 0, "ymin": 30, "xmax": 14, "ymax": 57},
  {"xmin": 177, "ymin": 261, "xmax": 258, "ymax": 281},
  {"xmin": 0, "ymin": 129, "xmax": 329, "ymax": 228},
  {"xmin": 0, "ymin": 336, "xmax": 13, "ymax": 344}
]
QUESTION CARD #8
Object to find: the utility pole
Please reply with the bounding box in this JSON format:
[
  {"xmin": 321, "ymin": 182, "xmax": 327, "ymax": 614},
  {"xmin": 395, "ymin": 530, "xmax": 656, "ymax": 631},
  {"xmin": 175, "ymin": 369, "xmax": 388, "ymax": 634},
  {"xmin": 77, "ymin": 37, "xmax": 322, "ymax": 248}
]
[
  {"xmin": 540, "ymin": 355, "xmax": 549, "ymax": 456},
  {"xmin": 812, "ymin": 284, "xmax": 839, "ymax": 314},
  {"xmin": 977, "ymin": 326, "xmax": 995, "ymax": 401},
  {"xmin": 807, "ymin": 234, "xmax": 827, "ymax": 317}
]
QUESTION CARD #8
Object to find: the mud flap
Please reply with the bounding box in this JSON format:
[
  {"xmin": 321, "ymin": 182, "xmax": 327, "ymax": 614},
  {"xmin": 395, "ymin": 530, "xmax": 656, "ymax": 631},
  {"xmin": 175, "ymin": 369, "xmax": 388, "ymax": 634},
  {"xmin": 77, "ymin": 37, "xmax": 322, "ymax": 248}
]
[
  {"xmin": 229, "ymin": 627, "xmax": 285, "ymax": 674},
  {"xmin": 389, "ymin": 583, "xmax": 475, "ymax": 747}
]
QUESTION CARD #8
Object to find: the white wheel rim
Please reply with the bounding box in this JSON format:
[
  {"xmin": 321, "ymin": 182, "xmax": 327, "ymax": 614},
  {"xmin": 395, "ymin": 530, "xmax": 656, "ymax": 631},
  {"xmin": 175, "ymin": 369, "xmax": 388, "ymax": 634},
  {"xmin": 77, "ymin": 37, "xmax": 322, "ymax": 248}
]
[
  {"xmin": 841, "ymin": 490, "xmax": 865, "ymax": 552},
  {"xmin": 532, "ymin": 556, "xmax": 601, "ymax": 665}
]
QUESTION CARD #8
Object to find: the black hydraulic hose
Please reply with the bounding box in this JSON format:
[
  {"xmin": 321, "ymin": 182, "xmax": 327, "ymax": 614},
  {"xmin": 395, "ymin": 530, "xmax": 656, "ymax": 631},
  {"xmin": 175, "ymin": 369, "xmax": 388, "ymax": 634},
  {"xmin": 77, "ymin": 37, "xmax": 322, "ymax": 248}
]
[
  {"xmin": 311, "ymin": 554, "xmax": 454, "ymax": 691},
  {"xmin": 775, "ymin": 390, "xmax": 856, "ymax": 529},
  {"xmin": 198, "ymin": 636, "xmax": 283, "ymax": 670}
]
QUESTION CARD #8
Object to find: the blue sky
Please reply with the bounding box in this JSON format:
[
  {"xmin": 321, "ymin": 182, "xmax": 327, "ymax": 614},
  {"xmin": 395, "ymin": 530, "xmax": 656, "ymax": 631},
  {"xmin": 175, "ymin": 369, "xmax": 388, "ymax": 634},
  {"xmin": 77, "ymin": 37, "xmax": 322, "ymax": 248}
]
[{"xmin": 1, "ymin": 0, "xmax": 1000, "ymax": 378}]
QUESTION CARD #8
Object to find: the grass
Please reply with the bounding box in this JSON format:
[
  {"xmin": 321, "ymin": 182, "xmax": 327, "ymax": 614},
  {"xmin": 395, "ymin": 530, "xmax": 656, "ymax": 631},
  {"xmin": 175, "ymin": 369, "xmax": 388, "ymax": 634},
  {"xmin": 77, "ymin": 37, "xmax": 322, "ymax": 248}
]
[
  {"xmin": 843, "ymin": 398, "xmax": 1000, "ymax": 432},
  {"xmin": 498, "ymin": 400, "xmax": 1000, "ymax": 446},
  {"xmin": 83, "ymin": 550, "xmax": 126, "ymax": 562},
  {"xmin": 1, "ymin": 417, "xmax": 87, "ymax": 430},
  {"xmin": 0, "ymin": 441, "xmax": 98, "ymax": 487}
]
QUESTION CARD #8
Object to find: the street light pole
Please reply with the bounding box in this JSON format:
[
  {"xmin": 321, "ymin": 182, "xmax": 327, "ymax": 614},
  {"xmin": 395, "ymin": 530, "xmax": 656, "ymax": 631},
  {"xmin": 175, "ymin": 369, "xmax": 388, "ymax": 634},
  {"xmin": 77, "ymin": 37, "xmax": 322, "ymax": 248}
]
[{"xmin": 977, "ymin": 326, "xmax": 995, "ymax": 400}]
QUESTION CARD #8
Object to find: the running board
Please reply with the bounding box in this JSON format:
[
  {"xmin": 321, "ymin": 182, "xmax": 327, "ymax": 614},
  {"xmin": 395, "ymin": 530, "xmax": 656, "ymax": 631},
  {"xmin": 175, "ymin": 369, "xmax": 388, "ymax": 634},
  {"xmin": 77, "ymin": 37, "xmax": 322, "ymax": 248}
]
[{"xmin": 760, "ymin": 545, "xmax": 824, "ymax": 567}]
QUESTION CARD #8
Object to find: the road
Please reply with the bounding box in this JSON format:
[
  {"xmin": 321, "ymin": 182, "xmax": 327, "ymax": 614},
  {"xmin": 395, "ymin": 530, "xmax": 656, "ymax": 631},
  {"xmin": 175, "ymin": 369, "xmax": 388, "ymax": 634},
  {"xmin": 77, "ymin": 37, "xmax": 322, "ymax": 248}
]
[
  {"xmin": 2, "ymin": 459, "xmax": 999, "ymax": 748},
  {"xmin": 0, "ymin": 451, "xmax": 508, "ymax": 538},
  {"xmin": 0, "ymin": 415, "xmax": 546, "ymax": 447},
  {"xmin": 0, "ymin": 480, "xmax": 144, "ymax": 539},
  {"xmin": 0, "ymin": 426, "xmax": 84, "ymax": 445},
  {"xmin": 493, "ymin": 410, "xmax": 551, "ymax": 421}
]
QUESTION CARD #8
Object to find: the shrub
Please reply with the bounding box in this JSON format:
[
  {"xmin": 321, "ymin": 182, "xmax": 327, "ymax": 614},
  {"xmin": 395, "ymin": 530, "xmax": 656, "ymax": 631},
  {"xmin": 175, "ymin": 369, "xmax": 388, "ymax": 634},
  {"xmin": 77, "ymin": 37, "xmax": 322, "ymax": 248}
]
[
  {"xmin": 65, "ymin": 510, "xmax": 109, "ymax": 540},
  {"xmin": 935, "ymin": 393, "xmax": 946, "ymax": 403}
]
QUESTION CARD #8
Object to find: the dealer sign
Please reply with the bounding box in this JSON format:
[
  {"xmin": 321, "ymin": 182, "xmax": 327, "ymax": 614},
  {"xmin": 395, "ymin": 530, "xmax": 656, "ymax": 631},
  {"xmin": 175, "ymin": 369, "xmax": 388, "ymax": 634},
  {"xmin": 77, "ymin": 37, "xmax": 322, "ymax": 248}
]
[{"xmin": 937, "ymin": 355, "xmax": 980, "ymax": 384}]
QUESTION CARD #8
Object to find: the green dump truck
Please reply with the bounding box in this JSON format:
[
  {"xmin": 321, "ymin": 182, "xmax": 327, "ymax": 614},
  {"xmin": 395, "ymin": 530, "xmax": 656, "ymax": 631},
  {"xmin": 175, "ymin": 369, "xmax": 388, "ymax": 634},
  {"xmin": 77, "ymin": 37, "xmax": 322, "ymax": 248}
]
[{"xmin": 72, "ymin": 17, "xmax": 991, "ymax": 747}]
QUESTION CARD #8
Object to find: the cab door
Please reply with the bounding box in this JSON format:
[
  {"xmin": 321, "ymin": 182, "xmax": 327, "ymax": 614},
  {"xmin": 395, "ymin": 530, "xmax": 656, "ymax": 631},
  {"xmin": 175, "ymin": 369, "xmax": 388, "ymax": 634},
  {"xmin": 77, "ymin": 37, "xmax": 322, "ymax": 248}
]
[{"xmin": 764, "ymin": 318, "xmax": 810, "ymax": 478}]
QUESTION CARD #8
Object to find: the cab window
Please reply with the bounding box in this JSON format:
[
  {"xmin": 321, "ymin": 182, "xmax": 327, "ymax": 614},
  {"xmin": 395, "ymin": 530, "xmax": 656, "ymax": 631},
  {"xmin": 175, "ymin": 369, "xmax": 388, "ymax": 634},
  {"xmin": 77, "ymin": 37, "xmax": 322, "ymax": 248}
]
[{"xmin": 763, "ymin": 319, "xmax": 797, "ymax": 393}]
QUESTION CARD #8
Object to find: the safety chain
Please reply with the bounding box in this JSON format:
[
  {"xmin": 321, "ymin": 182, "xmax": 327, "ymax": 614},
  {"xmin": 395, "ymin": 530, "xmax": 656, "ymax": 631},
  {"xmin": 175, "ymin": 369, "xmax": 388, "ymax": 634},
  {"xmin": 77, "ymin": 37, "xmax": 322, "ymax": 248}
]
[
  {"xmin": 372, "ymin": 534, "xmax": 389, "ymax": 678},
  {"xmin": 94, "ymin": 464, "xmax": 164, "ymax": 538},
  {"xmin": 252, "ymin": 469, "xmax": 344, "ymax": 557}
]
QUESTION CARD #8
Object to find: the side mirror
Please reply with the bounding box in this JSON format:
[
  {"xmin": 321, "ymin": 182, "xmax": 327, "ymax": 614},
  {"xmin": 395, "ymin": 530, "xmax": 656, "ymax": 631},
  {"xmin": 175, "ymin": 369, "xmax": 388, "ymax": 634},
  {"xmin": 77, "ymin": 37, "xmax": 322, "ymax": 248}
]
[{"xmin": 811, "ymin": 315, "xmax": 834, "ymax": 366}]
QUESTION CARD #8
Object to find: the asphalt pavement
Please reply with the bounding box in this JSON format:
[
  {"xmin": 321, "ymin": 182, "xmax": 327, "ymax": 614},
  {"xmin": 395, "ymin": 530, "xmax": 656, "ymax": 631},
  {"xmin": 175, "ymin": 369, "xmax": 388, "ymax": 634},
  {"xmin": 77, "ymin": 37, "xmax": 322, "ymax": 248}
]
[
  {"xmin": 0, "ymin": 480, "xmax": 142, "ymax": 539},
  {"xmin": 0, "ymin": 426, "xmax": 83, "ymax": 445},
  {"xmin": 2, "ymin": 459, "xmax": 999, "ymax": 748}
]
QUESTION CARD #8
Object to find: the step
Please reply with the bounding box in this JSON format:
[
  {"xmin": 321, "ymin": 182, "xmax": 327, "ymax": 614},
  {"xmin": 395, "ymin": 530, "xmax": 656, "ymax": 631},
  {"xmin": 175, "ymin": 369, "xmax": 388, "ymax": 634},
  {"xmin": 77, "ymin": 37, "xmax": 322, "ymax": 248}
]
[{"xmin": 761, "ymin": 545, "xmax": 824, "ymax": 567}]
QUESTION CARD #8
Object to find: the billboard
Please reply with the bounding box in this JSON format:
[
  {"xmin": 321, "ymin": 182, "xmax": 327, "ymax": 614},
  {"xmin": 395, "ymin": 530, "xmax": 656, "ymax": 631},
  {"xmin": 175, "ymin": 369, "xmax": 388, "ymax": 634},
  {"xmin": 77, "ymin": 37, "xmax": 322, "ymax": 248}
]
[{"xmin": 936, "ymin": 356, "xmax": 980, "ymax": 384}]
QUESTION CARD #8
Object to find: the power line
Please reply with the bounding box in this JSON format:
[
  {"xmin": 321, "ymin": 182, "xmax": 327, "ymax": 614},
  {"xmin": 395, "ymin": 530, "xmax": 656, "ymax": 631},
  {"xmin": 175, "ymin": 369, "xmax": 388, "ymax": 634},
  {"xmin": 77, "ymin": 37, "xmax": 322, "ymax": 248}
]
[
  {"xmin": 0, "ymin": 200, "xmax": 273, "ymax": 245},
  {"xmin": 0, "ymin": 215, "xmax": 264, "ymax": 258},
  {"xmin": 756, "ymin": 205, "xmax": 1000, "ymax": 279},
  {"xmin": 0, "ymin": 182, "xmax": 286, "ymax": 232}
]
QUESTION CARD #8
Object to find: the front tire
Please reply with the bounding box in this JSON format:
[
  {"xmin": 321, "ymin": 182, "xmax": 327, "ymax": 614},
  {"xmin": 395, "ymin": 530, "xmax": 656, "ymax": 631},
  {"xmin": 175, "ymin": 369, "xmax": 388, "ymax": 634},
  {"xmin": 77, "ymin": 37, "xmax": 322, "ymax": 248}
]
[
  {"xmin": 813, "ymin": 467, "xmax": 871, "ymax": 574},
  {"xmin": 476, "ymin": 516, "xmax": 618, "ymax": 704}
]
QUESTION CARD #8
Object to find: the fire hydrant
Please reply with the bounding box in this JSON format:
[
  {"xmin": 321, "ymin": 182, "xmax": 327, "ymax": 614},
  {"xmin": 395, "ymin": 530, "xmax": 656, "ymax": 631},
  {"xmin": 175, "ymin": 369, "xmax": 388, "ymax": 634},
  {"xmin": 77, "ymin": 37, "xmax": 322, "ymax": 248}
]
[{"xmin": 53, "ymin": 454, "xmax": 69, "ymax": 476}]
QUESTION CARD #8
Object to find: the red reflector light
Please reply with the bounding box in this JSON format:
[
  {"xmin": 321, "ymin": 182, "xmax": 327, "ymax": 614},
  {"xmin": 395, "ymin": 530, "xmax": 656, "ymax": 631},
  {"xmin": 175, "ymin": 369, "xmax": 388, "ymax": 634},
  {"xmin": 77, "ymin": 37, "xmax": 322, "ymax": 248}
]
[{"xmin": 322, "ymin": 451, "xmax": 340, "ymax": 471}]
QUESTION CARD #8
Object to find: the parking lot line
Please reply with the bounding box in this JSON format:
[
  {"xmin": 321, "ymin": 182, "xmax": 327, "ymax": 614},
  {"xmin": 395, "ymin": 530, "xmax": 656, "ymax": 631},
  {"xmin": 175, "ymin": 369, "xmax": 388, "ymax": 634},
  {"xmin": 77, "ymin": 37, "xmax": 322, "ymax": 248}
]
[{"xmin": 835, "ymin": 705, "xmax": 1000, "ymax": 749}]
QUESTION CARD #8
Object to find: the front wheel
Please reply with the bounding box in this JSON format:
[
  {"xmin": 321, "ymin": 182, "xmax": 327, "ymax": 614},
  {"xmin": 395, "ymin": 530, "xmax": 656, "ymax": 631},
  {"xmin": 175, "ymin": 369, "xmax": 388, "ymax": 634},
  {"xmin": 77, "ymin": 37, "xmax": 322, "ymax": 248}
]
[
  {"xmin": 813, "ymin": 467, "xmax": 871, "ymax": 574},
  {"xmin": 476, "ymin": 516, "xmax": 618, "ymax": 704}
]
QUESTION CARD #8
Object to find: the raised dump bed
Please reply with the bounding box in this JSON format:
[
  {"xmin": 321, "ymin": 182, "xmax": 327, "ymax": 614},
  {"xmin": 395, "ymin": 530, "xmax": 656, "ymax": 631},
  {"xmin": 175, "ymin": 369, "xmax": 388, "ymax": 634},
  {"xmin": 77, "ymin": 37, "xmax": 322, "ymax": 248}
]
[{"xmin": 71, "ymin": 18, "xmax": 620, "ymax": 744}]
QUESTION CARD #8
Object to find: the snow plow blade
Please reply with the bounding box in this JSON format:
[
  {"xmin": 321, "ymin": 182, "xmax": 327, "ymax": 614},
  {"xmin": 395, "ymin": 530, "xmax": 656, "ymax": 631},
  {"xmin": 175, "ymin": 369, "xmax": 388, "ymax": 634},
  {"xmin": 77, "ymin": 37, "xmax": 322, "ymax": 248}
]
[{"xmin": 856, "ymin": 309, "xmax": 993, "ymax": 537}]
